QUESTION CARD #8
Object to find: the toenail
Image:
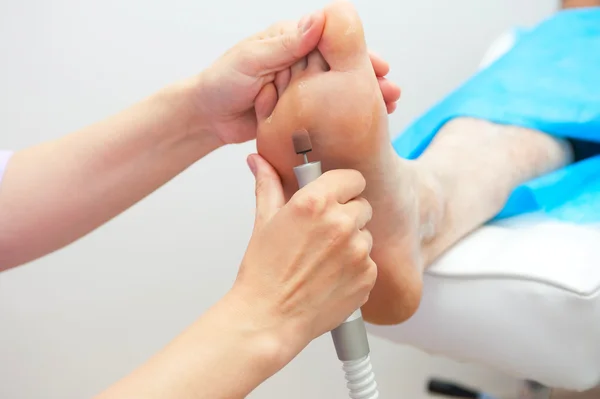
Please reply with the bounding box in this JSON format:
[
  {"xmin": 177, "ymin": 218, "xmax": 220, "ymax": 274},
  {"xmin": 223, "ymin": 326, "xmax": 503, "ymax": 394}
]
[{"xmin": 298, "ymin": 13, "xmax": 314, "ymax": 33}]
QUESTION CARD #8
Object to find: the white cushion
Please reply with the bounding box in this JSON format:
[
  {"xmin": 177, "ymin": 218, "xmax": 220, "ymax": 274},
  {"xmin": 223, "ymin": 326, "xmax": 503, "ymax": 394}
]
[{"xmin": 367, "ymin": 213, "xmax": 600, "ymax": 391}]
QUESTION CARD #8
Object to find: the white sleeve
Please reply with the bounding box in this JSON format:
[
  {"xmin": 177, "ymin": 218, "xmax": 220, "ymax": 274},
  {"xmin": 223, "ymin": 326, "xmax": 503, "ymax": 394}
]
[{"xmin": 0, "ymin": 150, "xmax": 13, "ymax": 186}]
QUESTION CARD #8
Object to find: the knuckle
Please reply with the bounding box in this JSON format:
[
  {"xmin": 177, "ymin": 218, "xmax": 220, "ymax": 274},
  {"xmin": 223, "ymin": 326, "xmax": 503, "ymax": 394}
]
[
  {"xmin": 259, "ymin": 20, "xmax": 291, "ymax": 39},
  {"xmin": 254, "ymin": 178, "xmax": 269, "ymax": 198},
  {"xmin": 366, "ymin": 259, "xmax": 378, "ymax": 285},
  {"xmin": 359, "ymin": 197, "xmax": 373, "ymax": 221},
  {"xmin": 279, "ymin": 32, "xmax": 296, "ymax": 54},
  {"xmin": 363, "ymin": 229, "xmax": 374, "ymax": 251},
  {"xmin": 268, "ymin": 21, "xmax": 285, "ymax": 35},
  {"xmin": 291, "ymin": 192, "xmax": 328, "ymax": 217},
  {"xmin": 350, "ymin": 238, "xmax": 371, "ymax": 262},
  {"xmin": 360, "ymin": 260, "xmax": 378, "ymax": 293},
  {"xmin": 329, "ymin": 213, "xmax": 355, "ymax": 239}
]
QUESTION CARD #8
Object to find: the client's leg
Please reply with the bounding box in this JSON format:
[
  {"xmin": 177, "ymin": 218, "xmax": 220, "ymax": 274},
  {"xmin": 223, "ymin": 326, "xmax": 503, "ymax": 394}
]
[
  {"xmin": 563, "ymin": 0, "xmax": 600, "ymax": 8},
  {"xmin": 255, "ymin": 1, "xmax": 573, "ymax": 325},
  {"xmin": 416, "ymin": 119, "xmax": 572, "ymax": 265}
]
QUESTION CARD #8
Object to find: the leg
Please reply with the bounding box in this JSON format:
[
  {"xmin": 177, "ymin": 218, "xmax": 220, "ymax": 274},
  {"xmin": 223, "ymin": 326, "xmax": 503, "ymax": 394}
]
[
  {"xmin": 255, "ymin": 1, "xmax": 573, "ymax": 325},
  {"xmin": 420, "ymin": 0, "xmax": 598, "ymax": 265},
  {"xmin": 416, "ymin": 118, "xmax": 573, "ymax": 265},
  {"xmin": 362, "ymin": 117, "xmax": 572, "ymax": 324},
  {"xmin": 562, "ymin": 0, "xmax": 600, "ymax": 8}
]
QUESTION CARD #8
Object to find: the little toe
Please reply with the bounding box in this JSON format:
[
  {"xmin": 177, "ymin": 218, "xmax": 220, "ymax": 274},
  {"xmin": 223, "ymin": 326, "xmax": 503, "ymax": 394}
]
[
  {"xmin": 369, "ymin": 51, "xmax": 390, "ymax": 77},
  {"xmin": 378, "ymin": 77, "xmax": 401, "ymax": 104}
]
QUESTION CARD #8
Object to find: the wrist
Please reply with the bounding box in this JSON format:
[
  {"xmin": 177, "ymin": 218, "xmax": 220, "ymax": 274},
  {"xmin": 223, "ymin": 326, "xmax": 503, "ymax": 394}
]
[
  {"xmin": 104, "ymin": 291, "xmax": 299, "ymax": 399},
  {"xmin": 155, "ymin": 77, "xmax": 224, "ymax": 152},
  {"xmin": 216, "ymin": 289, "xmax": 299, "ymax": 374},
  {"xmin": 157, "ymin": 290, "xmax": 299, "ymax": 399}
]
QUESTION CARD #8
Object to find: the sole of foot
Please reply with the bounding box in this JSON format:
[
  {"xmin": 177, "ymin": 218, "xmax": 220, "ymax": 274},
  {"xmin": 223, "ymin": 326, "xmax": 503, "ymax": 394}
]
[{"xmin": 255, "ymin": 1, "xmax": 434, "ymax": 325}]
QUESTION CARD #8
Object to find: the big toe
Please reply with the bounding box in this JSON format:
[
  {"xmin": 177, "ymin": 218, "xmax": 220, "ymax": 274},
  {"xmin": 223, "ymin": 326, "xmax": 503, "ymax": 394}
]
[{"xmin": 318, "ymin": 1, "xmax": 368, "ymax": 71}]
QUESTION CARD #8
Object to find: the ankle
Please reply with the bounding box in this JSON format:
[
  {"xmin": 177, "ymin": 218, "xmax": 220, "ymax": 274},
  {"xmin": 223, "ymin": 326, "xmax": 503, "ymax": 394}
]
[
  {"xmin": 403, "ymin": 159, "xmax": 450, "ymax": 261},
  {"xmin": 413, "ymin": 164, "xmax": 447, "ymax": 244},
  {"xmin": 412, "ymin": 156, "xmax": 509, "ymax": 266}
]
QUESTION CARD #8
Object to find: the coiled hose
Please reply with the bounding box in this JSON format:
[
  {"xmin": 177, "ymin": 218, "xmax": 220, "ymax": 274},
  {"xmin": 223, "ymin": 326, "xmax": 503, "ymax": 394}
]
[{"xmin": 342, "ymin": 355, "xmax": 379, "ymax": 399}]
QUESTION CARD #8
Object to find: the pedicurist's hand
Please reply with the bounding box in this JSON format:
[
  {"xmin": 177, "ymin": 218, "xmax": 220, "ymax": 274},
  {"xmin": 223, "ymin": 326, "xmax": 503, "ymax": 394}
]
[
  {"xmin": 194, "ymin": 11, "xmax": 401, "ymax": 145},
  {"xmin": 231, "ymin": 154, "xmax": 377, "ymax": 368}
]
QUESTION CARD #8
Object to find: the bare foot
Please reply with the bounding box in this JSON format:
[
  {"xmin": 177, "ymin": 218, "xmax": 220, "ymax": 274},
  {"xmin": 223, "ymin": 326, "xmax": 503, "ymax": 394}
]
[{"xmin": 255, "ymin": 1, "xmax": 441, "ymax": 324}]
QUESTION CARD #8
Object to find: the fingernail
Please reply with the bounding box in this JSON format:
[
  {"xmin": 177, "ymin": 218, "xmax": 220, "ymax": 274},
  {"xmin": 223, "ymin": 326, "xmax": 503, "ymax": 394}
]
[
  {"xmin": 298, "ymin": 13, "xmax": 314, "ymax": 33},
  {"xmin": 247, "ymin": 155, "xmax": 257, "ymax": 176}
]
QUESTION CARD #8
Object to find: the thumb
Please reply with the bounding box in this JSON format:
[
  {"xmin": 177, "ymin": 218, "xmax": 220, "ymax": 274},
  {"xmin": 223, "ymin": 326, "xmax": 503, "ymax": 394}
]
[
  {"xmin": 247, "ymin": 154, "xmax": 286, "ymax": 230},
  {"xmin": 245, "ymin": 10, "xmax": 325, "ymax": 76}
]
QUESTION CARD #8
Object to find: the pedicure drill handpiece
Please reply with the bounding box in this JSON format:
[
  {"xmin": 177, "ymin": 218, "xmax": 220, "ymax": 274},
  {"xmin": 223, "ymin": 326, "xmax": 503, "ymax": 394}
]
[{"xmin": 292, "ymin": 130, "xmax": 380, "ymax": 399}]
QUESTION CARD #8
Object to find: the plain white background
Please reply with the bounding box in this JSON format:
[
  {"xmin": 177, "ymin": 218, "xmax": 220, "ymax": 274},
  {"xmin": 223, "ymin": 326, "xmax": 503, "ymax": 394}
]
[{"xmin": 0, "ymin": 1, "xmax": 557, "ymax": 398}]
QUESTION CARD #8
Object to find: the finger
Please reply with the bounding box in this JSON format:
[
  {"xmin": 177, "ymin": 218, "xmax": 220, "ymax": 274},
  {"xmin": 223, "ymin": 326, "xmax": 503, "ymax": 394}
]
[
  {"xmin": 274, "ymin": 69, "xmax": 291, "ymax": 98},
  {"xmin": 341, "ymin": 229, "xmax": 374, "ymax": 275},
  {"xmin": 247, "ymin": 154, "xmax": 286, "ymax": 229},
  {"xmin": 255, "ymin": 82, "xmax": 278, "ymax": 121},
  {"xmin": 243, "ymin": 10, "xmax": 326, "ymax": 77},
  {"xmin": 345, "ymin": 230, "xmax": 375, "ymax": 288},
  {"xmin": 342, "ymin": 198, "xmax": 373, "ymax": 230},
  {"xmin": 378, "ymin": 77, "xmax": 401, "ymax": 104},
  {"xmin": 312, "ymin": 169, "xmax": 366, "ymax": 204},
  {"xmin": 359, "ymin": 257, "xmax": 378, "ymax": 306},
  {"xmin": 369, "ymin": 51, "xmax": 390, "ymax": 77},
  {"xmin": 360, "ymin": 229, "xmax": 374, "ymax": 256}
]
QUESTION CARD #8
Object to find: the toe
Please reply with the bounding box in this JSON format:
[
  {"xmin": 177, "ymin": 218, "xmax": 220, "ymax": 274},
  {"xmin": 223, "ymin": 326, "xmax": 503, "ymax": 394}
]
[
  {"xmin": 306, "ymin": 50, "xmax": 329, "ymax": 72},
  {"xmin": 378, "ymin": 77, "xmax": 401, "ymax": 104},
  {"xmin": 318, "ymin": 0, "xmax": 368, "ymax": 71},
  {"xmin": 290, "ymin": 57, "xmax": 308, "ymax": 77},
  {"xmin": 369, "ymin": 51, "xmax": 390, "ymax": 77},
  {"xmin": 255, "ymin": 83, "xmax": 278, "ymax": 121},
  {"xmin": 387, "ymin": 102, "xmax": 397, "ymax": 114}
]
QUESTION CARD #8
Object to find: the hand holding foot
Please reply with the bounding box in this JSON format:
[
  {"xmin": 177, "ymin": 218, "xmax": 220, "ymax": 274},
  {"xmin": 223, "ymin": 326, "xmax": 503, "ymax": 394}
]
[{"xmin": 191, "ymin": 9, "xmax": 401, "ymax": 145}]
